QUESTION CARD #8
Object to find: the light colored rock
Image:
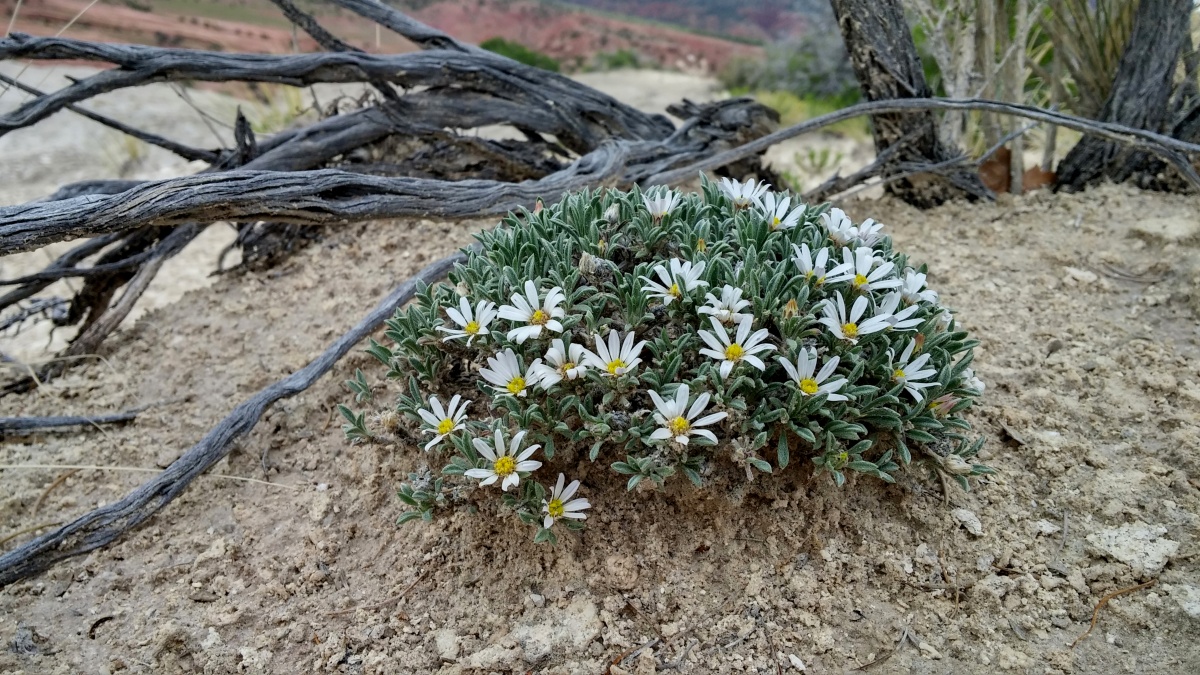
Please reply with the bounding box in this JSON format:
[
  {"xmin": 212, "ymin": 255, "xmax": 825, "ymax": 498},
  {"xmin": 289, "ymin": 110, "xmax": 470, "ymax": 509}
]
[
  {"xmin": 463, "ymin": 644, "xmax": 522, "ymax": 670},
  {"xmin": 1064, "ymin": 266, "xmax": 1098, "ymax": 285},
  {"xmin": 1085, "ymin": 522, "xmax": 1179, "ymax": 577},
  {"xmin": 1130, "ymin": 215, "xmax": 1199, "ymax": 244},
  {"xmin": 309, "ymin": 491, "xmax": 332, "ymax": 522},
  {"xmin": 918, "ymin": 641, "xmax": 942, "ymax": 659},
  {"xmin": 1164, "ymin": 584, "xmax": 1200, "ymax": 620},
  {"xmin": 510, "ymin": 596, "xmax": 601, "ymax": 664},
  {"xmin": 200, "ymin": 627, "xmax": 223, "ymax": 651},
  {"xmin": 788, "ymin": 654, "xmax": 807, "ymax": 671},
  {"xmin": 952, "ymin": 509, "xmax": 984, "ymax": 536},
  {"xmin": 433, "ymin": 628, "xmax": 461, "ymax": 661},
  {"xmin": 1033, "ymin": 519, "xmax": 1061, "ymax": 537}
]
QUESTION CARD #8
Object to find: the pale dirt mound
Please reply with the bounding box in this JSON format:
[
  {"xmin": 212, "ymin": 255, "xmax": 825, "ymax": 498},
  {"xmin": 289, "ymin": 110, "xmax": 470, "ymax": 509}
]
[{"xmin": 1, "ymin": 184, "xmax": 1199, "ymax": 674}]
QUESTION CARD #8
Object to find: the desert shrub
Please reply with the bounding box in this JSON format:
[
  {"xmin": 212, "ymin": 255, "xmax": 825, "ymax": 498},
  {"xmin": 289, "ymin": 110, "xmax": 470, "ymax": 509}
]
[
  {"xmin": 592, "ymin": 49, "xmax": 642, "ymax": 70},
  {"xmin": 344, "ymin": 179, "xmax": 989, "ymax": 541},
  {"xmin": 480, "ymin": 37, "xmax": 561, "ymax": 72},
  {"xmin": 720, "ymin": 28, "xmax": 860, "ymax": 105}
]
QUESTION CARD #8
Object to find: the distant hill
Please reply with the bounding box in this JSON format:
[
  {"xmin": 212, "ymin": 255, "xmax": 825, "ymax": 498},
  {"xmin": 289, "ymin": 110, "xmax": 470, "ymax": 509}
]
[
  {"xmin": 0, "ymin": 0, "xmax": 761, "ymax": 74},
  {"xmin": 553, "ymin": 0, "xmax": 824, "ymax": 42}
]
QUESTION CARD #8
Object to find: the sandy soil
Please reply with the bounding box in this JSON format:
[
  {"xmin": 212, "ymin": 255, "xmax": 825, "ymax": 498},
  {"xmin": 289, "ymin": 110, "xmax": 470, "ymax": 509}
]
[
  {"xmin": 3, "ymin": 64, "xmax": 1200, "ymax": 674},
  {"xmin": 1, "ymin": 181, "xmax": 1198, "ymax": 673}
]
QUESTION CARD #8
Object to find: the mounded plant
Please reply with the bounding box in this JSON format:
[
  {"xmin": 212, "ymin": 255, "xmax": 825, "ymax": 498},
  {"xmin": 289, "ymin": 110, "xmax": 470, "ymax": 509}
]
[{"xmin": 341, "ymin": 177, "xmax": 990, "ymax": 542}]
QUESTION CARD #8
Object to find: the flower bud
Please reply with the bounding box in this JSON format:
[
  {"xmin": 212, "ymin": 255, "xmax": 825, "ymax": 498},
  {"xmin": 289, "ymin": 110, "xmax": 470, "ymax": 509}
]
[
  {"xmin": 942, "ymin": 454, "xmax": 973, "ymax": 475},
  {"xmin": 783, "ymin": 298, "xmax": 799, "ymax": 319},
  {"xmin": 604, "ymin": 204, "xmax": 620, "ymax": 225}
]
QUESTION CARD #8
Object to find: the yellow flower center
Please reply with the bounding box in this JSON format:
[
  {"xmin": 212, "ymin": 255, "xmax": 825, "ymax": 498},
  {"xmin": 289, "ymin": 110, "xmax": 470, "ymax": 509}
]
[
  {"xmin": 464, "ymin": 320, "xmax": 480, "ymax": 335},
  {"xmin": 493, "ymin": 455, "xmax": 516, "ymax": 477},
  {"xmin": 724, "ymin": 343, "xmax": 744, "ymax": 361},
  {"xmin": 606, "ymin": 358, "xmax": 627, "ymax": 376},
  {"xmin": 893, "ymin": 368, "xmax": 906, "ymax": 380},
  {"xmin": 853, "ymin": 273, "xmax": 869, "ymax": 288},
  {"xmin": 841, "ymin": 322, "xmax": 858, "ymax": 339},
  {"xmin": 547, "ymin": 498, "xmax": 564, "ymax": 519},
  {"xmin": 668, "ymin": 282, "xmax": 681, "ymax": 298},
  {"xmin": 772, "ymin": 216, "xmax": 781, "ymax": 229},
  {"xmin": 506, "ymin": 377, "xmax": 526, "ymax": 395},
  {"xmin": 530, "ymin": 309, "xmax": 549, "ymax": 326},
  {"xmin": 668, "ymin": 416, "xmax": 691, "ymax": 437},
  {"xmin": 799, "ymin": 378, "xmax": 819, "ymax": 395},
  {"xmin": 815, "ymin": 275, "xmax": 826, "ymax": 285},
  {"xmin": 559, "ymin": 361, "xmax": 576, "ymax": 376},
  {"xmin": 436, "ymin": 418, "xmax": 455, "ymax": 435}
]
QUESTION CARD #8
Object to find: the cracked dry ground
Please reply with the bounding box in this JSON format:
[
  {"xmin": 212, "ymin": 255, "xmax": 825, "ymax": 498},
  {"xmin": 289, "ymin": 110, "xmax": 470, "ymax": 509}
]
[{"xmin": 2, "ymin": 184, "xmax": 1199, "ymax": 674}]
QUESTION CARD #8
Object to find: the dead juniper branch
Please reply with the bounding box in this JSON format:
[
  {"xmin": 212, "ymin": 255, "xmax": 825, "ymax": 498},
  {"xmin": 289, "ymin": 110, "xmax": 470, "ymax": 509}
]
[
  {"xmin": 0, "ymin": 146, "xmax": 630, "ymax": 255},
  {"xmin": 0, "ymin": 35, "xmax": 670, "ymax": 152},
  {"xmin": 0, "ymin": 410, "xmax": 139, "ymax": 434},
  {"xmin": 0, "ymin": 252, "xmax": 464, "ymax": 587},
  {"xmin": 646, "ymin": 97, "xmax": 1200, "ymax": 189},
  {"xmin": 0, "ymin": 73, "xmax": 219, "ymax": 164}
]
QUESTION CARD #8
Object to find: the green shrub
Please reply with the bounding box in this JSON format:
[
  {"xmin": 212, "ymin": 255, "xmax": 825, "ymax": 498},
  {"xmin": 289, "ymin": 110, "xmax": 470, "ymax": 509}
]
[
  {"xmin": 593, "ymin": 49, "xmax": 642, "ymax": 70},
  {"xmin": 480, "ymin": 37, "xmax": 561, "ymax": 72},
  {"xmin": 346, "ymin": 178, "xmax": 989, "ymax": 541}
]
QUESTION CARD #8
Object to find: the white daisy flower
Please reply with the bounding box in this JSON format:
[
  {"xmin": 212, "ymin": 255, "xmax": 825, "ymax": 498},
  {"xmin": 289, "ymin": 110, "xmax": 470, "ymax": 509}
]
[
  {"xmin": 583, "ymin": 330, "xmax": 647, "ymax": 377},
  {"xmin": 698, "ymin": 315, "xmax": 775, "ymax": 379},
  {"xmin": 840, "ymin": 246, "xmax": 901, "ymax": 293},
  {"xmin": 417, "ymin": 394, "xmax": 471, "ymax": 451},
  {"xmin": 777, "ymin": 348, "xmax": 848, "ymax": 401},
  {"xmin": 648, "ymin": 383, "xmax": 727, "ymax": 445},
  {"xmin": 698, "ymin": 284, "xmax": 751, "ymax": 324},
  {"xmin": 497, "ymin": 280, "xmax": 566, "ymax": 344},
  {"xmin": 960, "ymin": 367, "xmax": 985, "ymax": 395},
  {"xmin": 792, "ymin": 243, "xmax": 852, "ymax": 286},
  {"xmin": 643, "ymin": 187, "xmax": 681, "ymax": 221},
  {"xmin": 479, "ymin": 348, "xmax": 541, "ymax": 397},
  {"xmin": 877, "ymin": 292, "xmax": 923, "ymax": 331},
  {"xmin": 855, "ymin": 218, "xmax": 886, "ymax": 247},
  {"xmin": 890, "ymin": 338, "xmax": 938, "ymax": 402},
  {"xmin": 900, "ymin": 268, "xmax": 939, "ymax": 306},
  {"xmin": 817, "ymin": 292, "xmax": 892, "ymax": 344},
  {"xmin": 531, "ymin": 338, "xmax": 589, "ymax": 389},
  {"xmin": 437, "ymin": 297, "xmax": 498, "ymax": 345},
  {"xmin": 934, "ymin": 309, "xmax": 953, "ymax": 332},
  {"xmin": 821, "ymin": 207, "xmax": 858, "ymax": 247},
  {"xmin": 754, "ymin": 191, "xmax": 803, "ymax": 231},
  {"xmin": 465, "ymin": 428, "xmax": 542, "ymax": 491},
  {"xmin": 542, "ymin": 473, "xmax": 591, "ymax": 529},
  {"xmin": 717, "ymin": 177, "xmax": 770, "ymax": 209},
  {"xmin": 640, "ymin": 258, "xmax": 708, "ymax": 306}
]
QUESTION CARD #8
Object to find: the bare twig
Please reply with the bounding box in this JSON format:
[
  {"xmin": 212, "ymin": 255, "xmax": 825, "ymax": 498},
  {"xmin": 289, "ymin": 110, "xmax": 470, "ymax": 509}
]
[
  {"xmin": 32, "ymin": 469, "xmax": 78, "ymax": 516},
  {"xmin": 0, "ymin": 522, "xmax": 60, "ymax": 548},
  {"xmin": 0, "ymin": 252, "xmax": 462, "ymax": 587},
  {"xmin": 1071, "ymin": 579, "xmax": 1158, "ymax": 649},
  {"xmin": 0, "ymin": 73, "xmax": 217, "ymax": 163},
  {"xmin": 646, "ymin": 97, "xmax": 1200, "ymax": 188},
  {"xmin": 327, "ymin": 570, "xmax": 428, "ymax": 616},
  {"xmin": 0, "ymin": 410, "xmax": 138, "ymax": 433}
]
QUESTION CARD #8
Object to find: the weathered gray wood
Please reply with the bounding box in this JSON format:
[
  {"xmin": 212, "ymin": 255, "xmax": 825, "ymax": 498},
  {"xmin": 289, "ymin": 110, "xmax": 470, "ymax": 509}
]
[
  {"xmin": 1055, "ymin": 0, "xmax": 1194, "ymax": 191},
  {"xmin": 0, "ymin": 253, "xmax": 464, "ymax": 587},
  {"xmin": 0, "ymin": 34, "xmax": 672, "ymax": 153},
  {"xmin": 830, "ymin": 0, "xmax": 991, "ymax": 207},
  {"xmin": 0, "ymin": 73, "xmax": 218, "ymax": 164},
  {"xmin": 644, "ymin": 97, "xmax": 1200, "ymax": 188},
  {"xmin": 0, "ymin": 146, "xmax": 629, "ymax": 255}
]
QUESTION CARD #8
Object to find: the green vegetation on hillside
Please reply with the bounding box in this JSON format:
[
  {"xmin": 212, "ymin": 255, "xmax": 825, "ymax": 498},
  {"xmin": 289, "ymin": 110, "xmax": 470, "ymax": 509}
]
[{"xmin": 480, "ymin": 37, "xmax": 562, "ymax": 72}]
